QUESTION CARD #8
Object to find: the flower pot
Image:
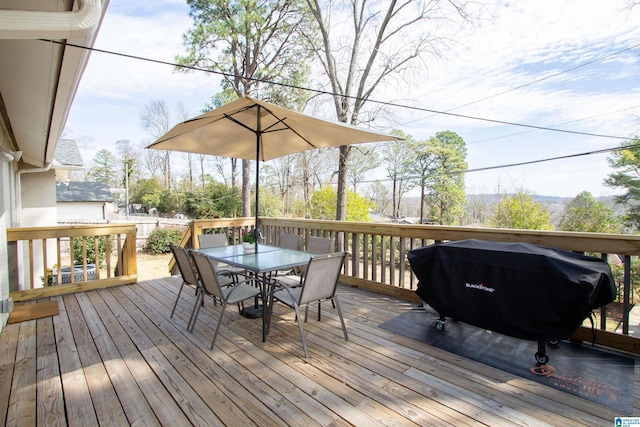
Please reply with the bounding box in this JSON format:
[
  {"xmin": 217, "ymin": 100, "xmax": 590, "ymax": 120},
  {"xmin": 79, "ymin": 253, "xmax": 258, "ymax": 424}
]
[{"xmin": 242, "ymin": 242, "xmax": 255, "ymax": 253}]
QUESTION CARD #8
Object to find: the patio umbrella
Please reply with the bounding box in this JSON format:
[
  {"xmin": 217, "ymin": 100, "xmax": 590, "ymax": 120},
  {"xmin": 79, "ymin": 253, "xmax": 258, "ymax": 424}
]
[{"xmin": 147, "ymin": 95, "xmax": 401, "ymax": 248}]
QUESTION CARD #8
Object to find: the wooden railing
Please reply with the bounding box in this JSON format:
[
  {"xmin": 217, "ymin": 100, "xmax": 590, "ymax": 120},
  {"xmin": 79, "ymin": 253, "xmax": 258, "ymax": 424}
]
[
  {"xmin": 6, "ymin": 223, "xmax": 138, "ymax": 301},
  {"xmin": 180, "ymin": 217, "xmax": 640, "ymax": 354},
  {"xmin": 168, "ymin": 218, "xmax": 258, "ymax": 273}
]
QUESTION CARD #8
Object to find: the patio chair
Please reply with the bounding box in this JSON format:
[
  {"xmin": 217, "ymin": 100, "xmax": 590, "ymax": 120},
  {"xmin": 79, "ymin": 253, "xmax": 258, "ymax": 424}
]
[
  {"xmin": 169, "ymin": 245, "xmax": 233, "ymax": 324},
  {"xmin": 272, "ymin": 233, "xmax": 304, "ymax": 277},
  {"xmin": 272, "ymin": 252, "xmax": 348, "ymax": 358},
  {"xmin": 306, "ymin": 236, "xmax": 334, "ymax": 254},
  {"xmin": 198, "ymin": 232, "xmax": 247, "ymax": 279},
  {"xmin": 279, "ymin": 233, "xmax": 302, "ymax": 250},
  {"xmin": 190, "ymin": 250, "xmax": 262, "ymax": 349},
  {"xmin": 170, "ymin": 245, "xmax": 237, "ymax": 323},
  {"xmin": 198, "ymin": 233, "xmax": 228, "ymax": 248},
  {"xmin": 276, "ymin": 236, "xmax": 335, "ymax": 287},
  {"xmin": 170, "ymin": 245, "xmax": 201, "ymax": 320}
]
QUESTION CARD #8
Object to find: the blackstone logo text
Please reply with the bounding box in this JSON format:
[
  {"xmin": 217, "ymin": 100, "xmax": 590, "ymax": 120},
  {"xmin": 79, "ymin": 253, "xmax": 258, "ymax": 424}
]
[{"xmin": 465, "ymin": 283, "xmax": 496, "ymax": 293}]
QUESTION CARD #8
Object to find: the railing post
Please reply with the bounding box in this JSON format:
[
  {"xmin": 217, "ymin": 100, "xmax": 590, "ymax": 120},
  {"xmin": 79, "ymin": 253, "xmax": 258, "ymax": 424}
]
[
  {"xmin": 7, "ymin": 241, "xmax": 18, "ymax": 292},
  {"xmin": 623, "ymin": 255, "xmax": 631, "ymax": 335},
  {"xmin": 121, "ymin": 229, "xmax": 137, "ymax": 278}
]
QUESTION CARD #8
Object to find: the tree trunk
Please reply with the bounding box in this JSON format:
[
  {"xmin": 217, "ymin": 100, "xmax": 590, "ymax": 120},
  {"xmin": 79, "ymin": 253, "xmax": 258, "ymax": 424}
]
[
  {"xmin": 242, "ymin": 159, "xmax": 251, "ymax": 217},
  {"xmin": 392, "ymin": 178, "xmax": 397, "ymax": 218},
  {"xmin": 231, "ymin": 158, "xmax": 238, "ymax": 188},
  {"xmin": 420, "ymin": 183, "xmax": 425, "ymax": 224},
  {"xmin": 336, "ymin": 145, "xmax": 350, "ymax": 221}
]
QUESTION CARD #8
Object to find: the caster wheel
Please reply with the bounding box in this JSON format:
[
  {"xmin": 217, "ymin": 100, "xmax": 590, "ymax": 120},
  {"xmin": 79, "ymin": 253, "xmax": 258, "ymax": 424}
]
[
  {"xmin": 535, "ymin": 352, "xmax": 549, "ymax": 364},
  {"xmin": 548, "ymin": 340, "xmax": 559, "ymax": 346},
  {"xmin": 435, "ymin": 320, "xmax": 445, "ymax": 331}
]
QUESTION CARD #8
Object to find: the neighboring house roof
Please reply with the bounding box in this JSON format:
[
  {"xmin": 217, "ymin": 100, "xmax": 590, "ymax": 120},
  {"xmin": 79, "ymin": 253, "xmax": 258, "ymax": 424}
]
[
  {"xmin": 56, "ymin": 181, "xmax": 114, "ymax": 203},
  {"xmin": 54, "ymin": 139, "xmax": 84, "ymax": 169}
]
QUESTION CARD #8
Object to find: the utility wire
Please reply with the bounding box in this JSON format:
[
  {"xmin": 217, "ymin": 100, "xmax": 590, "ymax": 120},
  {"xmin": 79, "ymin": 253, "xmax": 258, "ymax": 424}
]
[
  {"xmin": 467, "ymin": 105, "xmax": 640, "ymax": 146},
  {"xmin": 425, "ymin": 42, "xmax": 640, "ymax": 116},
  {"xmin": 42, "ymin": 39, "xmax": 634, "ymax": 141},
  {"xmin": 463, "ymin": 143, "xmax": 639, "ymax": 174},
  {"xmin": 354, "ymin": 142, "xmax": 640, "ymax": 185}
]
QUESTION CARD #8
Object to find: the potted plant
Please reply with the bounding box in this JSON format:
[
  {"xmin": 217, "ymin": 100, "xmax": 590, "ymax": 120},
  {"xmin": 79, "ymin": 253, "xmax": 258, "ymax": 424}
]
[{"xmin": 242, "ymin": 230, "xmax": 256, "ymax": 252}]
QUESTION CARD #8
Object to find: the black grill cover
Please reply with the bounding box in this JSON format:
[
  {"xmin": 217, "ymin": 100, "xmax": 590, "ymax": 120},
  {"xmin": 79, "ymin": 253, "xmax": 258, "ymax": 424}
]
[{"xmin": 408, "ymin": 239, "xmax": 616, "ymax": 341}]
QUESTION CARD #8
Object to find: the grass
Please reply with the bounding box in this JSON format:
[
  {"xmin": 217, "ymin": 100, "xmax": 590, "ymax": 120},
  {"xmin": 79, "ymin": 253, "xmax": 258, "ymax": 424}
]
[{"xmin": 136, "ymin": 251, "xmax": 173, "ymax": 281}]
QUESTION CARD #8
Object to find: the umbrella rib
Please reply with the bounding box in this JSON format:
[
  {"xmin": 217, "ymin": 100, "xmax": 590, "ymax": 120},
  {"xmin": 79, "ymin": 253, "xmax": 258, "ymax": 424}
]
[
  {"xmin": 225, "ymin": 107, "xmax": 318, "ymax": 151},
  {"xmin": 224, "ymin": 114, "xmax": 255, "ymax": 134},
  {"xmin": 257, "ymin": 106, "xmax": 318, "ymax": 150}
]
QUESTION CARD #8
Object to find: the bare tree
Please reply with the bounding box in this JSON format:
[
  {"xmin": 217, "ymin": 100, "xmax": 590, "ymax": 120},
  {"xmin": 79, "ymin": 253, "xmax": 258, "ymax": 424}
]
[
  {"xmin": 138, "ymin": 140, "xmax": 164, "ymax": 180},
  {"xmin": 347, "ymin": 145, "xmax": 379, "ymax": 192},
  {"xmin": 304, "ymin": 0, "xmax": 475, "ymax": 221},
  {"xmin": 140, "ymin": 100, "xmax": 173, "ymax": 190},
  {"xmin": 175, "ymin": 103, "xmax": 196, "ymax": 190},
  {"xmin": 263, "ymin": 155, "xmax": 296, "ymax": 216},
  {"xmin": 382, "ymin": 132, "xmax": 415, "ymax": 218},
  {"xmin": 115, "ymin": 139, "xmax": 138, "ymax": 216},
  {"xmin": 369, "ymin": 181, "xmax": 392, "ymax": 215},
  {"xmin": 292, "ymin": 148, "xmax": 333, "ymax": 216},
  {"xmin": 197, "ymin": 154, "xmax": 209, "ymax": 187}
]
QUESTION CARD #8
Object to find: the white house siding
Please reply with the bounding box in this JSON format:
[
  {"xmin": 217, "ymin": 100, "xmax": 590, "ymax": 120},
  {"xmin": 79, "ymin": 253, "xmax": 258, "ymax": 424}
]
[
  {"xmin": 19, "ymin": 171, "xmax": 57, "ymax": 290},
  {"xmin": 1, "ymin": 120, "xmax": 15, "ymax": 329},
  {"xmin": 57, "ymin": 201, "xmax": 107, "ymax": 222},
  {"xmin": 1, "ymin": 157, "xmax": 11, "ymax": 330}
]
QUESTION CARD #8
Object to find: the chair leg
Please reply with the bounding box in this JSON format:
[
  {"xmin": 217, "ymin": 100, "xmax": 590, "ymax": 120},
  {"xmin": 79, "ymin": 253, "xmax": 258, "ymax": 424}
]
[
  {"xmin": 170, "ymin": 282, "xmax": 185, "ymax": 318},
  {"xmin": 294, "ymin": 304, "xmax": 309, "ymax": 358},
  {"xmin": 333, "ymin": 297, "xmax": 349, "ymax": 341},
  {"xmin": 210, "ymin": 303, "xmax": 228, "ymax": 350},
  {"xmin": 188, "ymin": 291, "xmax": 204, "ymax": 332}
]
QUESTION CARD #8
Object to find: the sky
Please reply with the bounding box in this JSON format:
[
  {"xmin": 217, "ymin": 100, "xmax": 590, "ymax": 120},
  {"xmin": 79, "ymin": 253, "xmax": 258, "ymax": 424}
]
[{"xmin": 63, "ymin": 0, "xmax": 640, "ymax": 198}]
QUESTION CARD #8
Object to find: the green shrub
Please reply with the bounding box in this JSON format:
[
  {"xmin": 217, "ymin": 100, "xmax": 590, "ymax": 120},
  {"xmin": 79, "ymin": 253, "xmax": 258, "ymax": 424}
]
[
  {"xmin": 72, "ymin": 235, "xmax": 110, "ymax": 268},
  {"xmin": 147, "ymin": 227, "xmax": 183, "ymax": 254}
]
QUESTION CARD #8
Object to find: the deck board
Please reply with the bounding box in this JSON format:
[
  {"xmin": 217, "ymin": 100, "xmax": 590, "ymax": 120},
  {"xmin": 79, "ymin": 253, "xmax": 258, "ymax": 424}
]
[
  {"xmin": 0, "ymin": 316, "xmax": 19, "ymax": 426},
  {"xmin": 36, "ymin": 314, "xmax": 65, "ymax": 427},
  {"xmin": 7, "ymin": 320, "xmax": 36, "ymax": 426},
  {"xmin": 52, "ymin": 296, "xmax": 99, "ymax": 427},
  {"xmin": 0, "ymin": 276, "xmax": 637, "ymax": 426}
]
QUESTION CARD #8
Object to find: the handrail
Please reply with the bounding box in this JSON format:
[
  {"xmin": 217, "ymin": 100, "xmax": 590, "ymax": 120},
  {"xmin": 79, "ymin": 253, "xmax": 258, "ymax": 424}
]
[
  {"xmin": 6, "ymin": 223, "xmax": 138, "ymax": 301},
  {"xmin": 177, "ymin": 217, "xmax": 640, "ymax": 354}
]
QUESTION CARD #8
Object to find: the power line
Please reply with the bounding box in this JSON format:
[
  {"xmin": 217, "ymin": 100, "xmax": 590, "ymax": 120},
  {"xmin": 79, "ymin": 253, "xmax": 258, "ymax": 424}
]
[
  {"xmin": 467, "ymin": 105, "xmax": 640, "ymax": 146},
  {"xmin": 425, "ymin": 42, "xmax": 640, "ymax": 116},
  {"xmin": 464, "ymin": 143, "xmax": 639, "ymax": 174},
  {"xmin": 354, "ymin": 142, "xmax": 640, "ymax": 185},
  {"xmin": 42, "ymin": 39, "xmax": 634, "ymax": 141}
]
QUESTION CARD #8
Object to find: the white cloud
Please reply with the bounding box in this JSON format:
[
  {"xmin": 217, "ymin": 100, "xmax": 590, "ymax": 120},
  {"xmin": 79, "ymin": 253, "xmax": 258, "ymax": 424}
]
[{"xmin": 66, "ymin": 0, "xmax": 640, "ymax": 197}]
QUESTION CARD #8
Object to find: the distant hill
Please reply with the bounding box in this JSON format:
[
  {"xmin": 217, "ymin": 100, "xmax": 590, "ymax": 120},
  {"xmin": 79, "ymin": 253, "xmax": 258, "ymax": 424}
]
[{"xmin": 397, "ymin": 193, "xmax": 625, "ymax": 228}]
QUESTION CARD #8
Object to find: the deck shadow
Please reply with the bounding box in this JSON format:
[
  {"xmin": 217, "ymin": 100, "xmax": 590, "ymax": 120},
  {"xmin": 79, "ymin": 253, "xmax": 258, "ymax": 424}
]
[{"xmin": 380, "ymin": 307, "xmax": 635, "ymax": 414}]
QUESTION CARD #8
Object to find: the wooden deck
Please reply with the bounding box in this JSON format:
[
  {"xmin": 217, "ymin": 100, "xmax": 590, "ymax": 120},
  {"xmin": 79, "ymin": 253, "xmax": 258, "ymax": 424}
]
[{"xmin": 1, "ymin": 276, "xmax": 637, "ymax": 426}]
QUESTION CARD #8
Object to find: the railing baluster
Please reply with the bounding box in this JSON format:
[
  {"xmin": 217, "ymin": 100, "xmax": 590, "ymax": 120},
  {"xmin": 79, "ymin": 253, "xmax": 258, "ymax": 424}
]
[
  {"xmin": 363, "ymin": 234, "xmax": 369, "ymax": 281},
  {"xmin": 390, "ymin": 236, "xmax": 396, "ymax": 287},
  {"xmin": 28, "ymin": 239, "xmax": 34, "ymax": 289},
  {"xmin": 399, "ymin": 237, "xmax": 406, "ymax": 288},
  {"xmin": 381, "ymin": 236, "xmax": 387, "ymax": 284},
  {"xmin": 42, "ymin": 238, "xmax": 48, "ymax": 288},
  {"xmin": 105, "ymin": 235, "xmax": 112, "ymax": 279},
  {"xmin": 351, "ymin": 233, "xmax": 359, "ymax": 278},
  {"xmin": 371, "ymin": 234, "xmax": 378, "ymax": 283},
  {"xmin": 117, "ymin": 234, "xmax": 123, "ymax": 276},
  {"xmin": 623, "ymin": 255, "xmax": 631, "ymax": 335}
]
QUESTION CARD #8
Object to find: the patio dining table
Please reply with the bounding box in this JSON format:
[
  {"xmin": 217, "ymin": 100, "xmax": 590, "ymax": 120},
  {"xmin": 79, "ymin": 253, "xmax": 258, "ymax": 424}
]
[{"xmin": 194, "ymin": 244, "xmax": 313, "ymax": 342}]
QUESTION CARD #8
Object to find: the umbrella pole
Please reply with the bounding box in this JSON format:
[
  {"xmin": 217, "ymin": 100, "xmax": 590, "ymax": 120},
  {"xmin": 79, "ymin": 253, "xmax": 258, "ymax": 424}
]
[{"xmin": 254, "ymin": 113, "xmax": 261, "ymax": 253}]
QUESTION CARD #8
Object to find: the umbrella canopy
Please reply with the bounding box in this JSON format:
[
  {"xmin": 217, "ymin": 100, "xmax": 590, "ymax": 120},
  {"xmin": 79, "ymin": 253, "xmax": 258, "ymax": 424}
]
[
  {"xmin": 148, "ymin": 96, "xmax": 400, "ymax": 160},
  {"xmin": 147, "ymin": 95, "xmax": 402, "ymax": 244}
]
